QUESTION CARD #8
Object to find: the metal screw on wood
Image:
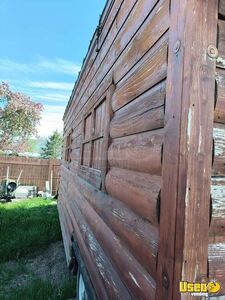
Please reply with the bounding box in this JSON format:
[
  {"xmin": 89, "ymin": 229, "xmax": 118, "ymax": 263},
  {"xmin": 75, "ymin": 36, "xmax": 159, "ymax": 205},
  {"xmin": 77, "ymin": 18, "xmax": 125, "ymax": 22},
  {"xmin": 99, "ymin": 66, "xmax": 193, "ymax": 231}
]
[
  {"xmin": 207, "ymin": 45, "xmax": 218, "ymax": 59},
  {"xmin": 173, "ymin": 40, "xmax": 181, "ymax": 54},
  {"xmin": 162, "ymin": 272, "xmax": 169, "ymax": 289}
]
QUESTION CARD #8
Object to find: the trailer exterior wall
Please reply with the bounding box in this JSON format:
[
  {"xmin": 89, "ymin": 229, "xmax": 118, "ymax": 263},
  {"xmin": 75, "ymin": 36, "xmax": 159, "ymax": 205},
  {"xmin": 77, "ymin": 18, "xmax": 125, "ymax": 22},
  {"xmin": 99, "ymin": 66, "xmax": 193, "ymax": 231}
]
[{"xmin": 59, "ymin": 0, "xmax": 225, "ymax": 299}]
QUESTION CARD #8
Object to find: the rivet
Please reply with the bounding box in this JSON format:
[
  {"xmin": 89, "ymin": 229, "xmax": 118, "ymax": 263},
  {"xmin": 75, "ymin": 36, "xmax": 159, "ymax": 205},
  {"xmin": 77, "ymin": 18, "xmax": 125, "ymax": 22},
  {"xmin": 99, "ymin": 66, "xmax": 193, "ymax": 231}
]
[
  {"xmin": 173, "ymin": 40, "xmax": 181, "ymax": 54},
  {"xmin": 162, "ymin": 271, "xmax": 170, "ymax": 289},
  {"xmin": 207, "ymin": 45, "xmax": 218, "ymax": 59}
]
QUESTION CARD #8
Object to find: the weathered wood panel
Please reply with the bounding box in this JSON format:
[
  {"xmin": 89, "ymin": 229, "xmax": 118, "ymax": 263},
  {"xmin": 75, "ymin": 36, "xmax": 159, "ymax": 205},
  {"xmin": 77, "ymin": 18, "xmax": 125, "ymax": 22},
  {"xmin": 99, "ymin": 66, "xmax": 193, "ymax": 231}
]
[
  {"xmin": 208, "ymin": 243, "xmax": 225, "ymax": 294},
  {"xmin": 219, "ymin": 1, "xmax": 225, "ymax": 18},
  {"xmin": 105, "ymin": 167, "xmax": 161, "ymax": 224},
  {"xmin": 215, "ymin": 69, "xmax": 225, "ymax": 123},
  {"xmin": 72, "ymin": 175, "xmax": 159, "ymax": 278},
  {"xmin": 67, "ymin": 0, "xmax": 136, "ymax": 118},
  {"xmin": 112, "ymin": 0, "xmax": 169, "ymax": 83},
  {"xmin": 213, "ymin": 123, "xmax": 225, "ymax": 176},
  {"xmin": 64, "ymin": 198, "xmax": 132, "ymax": 300},
  {"xmin": 156, "ymin": 1, "xmax": 218, "ymax": 299},
  {"xmin": 210, "ymin": 177, "xmax": 225, "ymax": 238},
  {"xmin": 108, "ymin": 129, "xmax": 164, "ymax": 175},
  {"xmin": 67, "ymin": 187, "xmax": 156, "ymax": 300},
  {"xmin": 218, "ymin": 20, "xmax": 225, "ymax": 57},
  {"xmin": 60, "ymin": 199, "xmax": 110, "ymax": 300},
  {"xmin": 110, "ymin": 81, "xmax": 165, "ymax": 138},
  {"xmin": 65, "ymin": 0, "xmax": 169, "ymax": 129},
  {"xmin": 112, "ymin": 36, "xmax": 168, "ymax": 112},
  {"xmin": 57, "ymin": 201, "xmax": 71, "ymax": 264}
]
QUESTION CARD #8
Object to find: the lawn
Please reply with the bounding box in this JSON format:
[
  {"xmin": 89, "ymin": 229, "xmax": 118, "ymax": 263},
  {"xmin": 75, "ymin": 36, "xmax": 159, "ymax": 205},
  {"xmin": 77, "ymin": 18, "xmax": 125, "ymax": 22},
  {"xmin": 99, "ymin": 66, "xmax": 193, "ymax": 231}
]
[{"xmin": 0, "ymin": 198, "xmax": 75, "ymax": 300}]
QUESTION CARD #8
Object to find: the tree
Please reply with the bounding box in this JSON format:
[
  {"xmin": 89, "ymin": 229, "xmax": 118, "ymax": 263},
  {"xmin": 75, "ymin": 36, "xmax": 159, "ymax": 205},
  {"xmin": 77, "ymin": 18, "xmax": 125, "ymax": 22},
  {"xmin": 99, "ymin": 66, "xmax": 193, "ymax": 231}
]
[
  {"xmin": 0, "ymin": 82, "xmax": 43, "ymax": 152},
  {"xmin": 41, "ymin": 131, "xmax": 63, "ymax": 159}
]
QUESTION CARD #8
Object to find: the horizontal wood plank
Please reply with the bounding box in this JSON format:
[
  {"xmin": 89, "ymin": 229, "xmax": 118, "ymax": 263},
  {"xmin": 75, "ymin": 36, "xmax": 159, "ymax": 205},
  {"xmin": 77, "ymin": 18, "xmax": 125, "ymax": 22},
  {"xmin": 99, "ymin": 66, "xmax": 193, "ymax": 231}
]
[
  {"xmin": 108, "ymin": 129, "xmax": 164, "ymax": 175},
  {"xmin": 60, "ymin": 199, "xmax": 111, "ymax": 300},
  {"xmin": 110, "ymin": 81, "xmax": 166, "ymax": 138},
  {"xmin": 66, "ymin": 186, "xmax": 156, "ymax": 299},
  {"xmin": 208, "ymin": 243, "xmax": 225, "ymax": 293},
  {"xmin": 219, "ymin": 1, "xmax": 225, "ymax": 18},
  {"xmin": 65, "ymin": 0, "xmax": 169, "ymax": 129},
  {"xmin": 215, "ymin": 69, "xmax": 225, "ymax": 123},
  {"xmin": 105, "ymin": 167, "xmax": 161, "ymax": 224},
  {"xmin": 74, "ymin": 176, "xmax": 159, "ymax": 278},
  {"xmin": 213, "ymin": 123, "xmax": 225, "ymax": 176},
  {"xmin": 112, "ymin": 36, "xmax": 168, "ymax": 112}
]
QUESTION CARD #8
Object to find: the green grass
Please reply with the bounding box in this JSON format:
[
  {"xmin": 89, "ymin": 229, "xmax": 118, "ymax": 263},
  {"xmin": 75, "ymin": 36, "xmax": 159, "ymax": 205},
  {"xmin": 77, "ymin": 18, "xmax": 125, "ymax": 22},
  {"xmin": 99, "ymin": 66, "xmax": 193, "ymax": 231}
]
[
  {"xmin": 0, "ymin": 198, "xmax": 75, "ymax": 300},
  {"xmin": 0, "ymin": 198, "xmax": 62, "ymax": 262},
  {"xmin": 0, "ymin": 279, "xmax": 75, "ymax": 300}
]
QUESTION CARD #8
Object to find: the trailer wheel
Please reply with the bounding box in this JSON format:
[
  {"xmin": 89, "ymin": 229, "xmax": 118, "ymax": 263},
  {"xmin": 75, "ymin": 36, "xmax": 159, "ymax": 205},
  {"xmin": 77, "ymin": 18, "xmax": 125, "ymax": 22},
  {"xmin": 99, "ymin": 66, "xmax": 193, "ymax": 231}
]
[{"xmin": 77, "ymin": 268, "xmax": 88, "ymax": 300}]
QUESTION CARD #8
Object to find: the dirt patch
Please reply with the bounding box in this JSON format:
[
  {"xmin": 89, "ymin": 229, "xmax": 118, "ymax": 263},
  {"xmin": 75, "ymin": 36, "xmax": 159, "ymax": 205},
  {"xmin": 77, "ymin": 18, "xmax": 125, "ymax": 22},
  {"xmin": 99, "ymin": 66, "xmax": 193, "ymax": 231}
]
[{"xmin": 0, "ymin": 241, "xmax": 72, "ymax": 294}]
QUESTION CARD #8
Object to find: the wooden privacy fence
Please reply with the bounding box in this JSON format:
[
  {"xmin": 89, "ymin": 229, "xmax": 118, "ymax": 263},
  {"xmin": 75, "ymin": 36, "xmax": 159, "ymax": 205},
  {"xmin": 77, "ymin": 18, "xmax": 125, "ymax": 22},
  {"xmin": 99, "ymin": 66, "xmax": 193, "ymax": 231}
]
[{"xmin": 0, "ymin": 156, "xmax": 60, "ymax": 194}]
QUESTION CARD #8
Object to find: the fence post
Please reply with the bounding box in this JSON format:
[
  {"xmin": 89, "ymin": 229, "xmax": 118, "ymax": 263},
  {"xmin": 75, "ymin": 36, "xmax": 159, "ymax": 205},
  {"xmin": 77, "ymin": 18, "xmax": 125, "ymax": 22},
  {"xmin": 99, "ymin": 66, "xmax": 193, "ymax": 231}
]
[{"xmin": 48, "ymin": 159, "xmax": 53, "ymax": 194}]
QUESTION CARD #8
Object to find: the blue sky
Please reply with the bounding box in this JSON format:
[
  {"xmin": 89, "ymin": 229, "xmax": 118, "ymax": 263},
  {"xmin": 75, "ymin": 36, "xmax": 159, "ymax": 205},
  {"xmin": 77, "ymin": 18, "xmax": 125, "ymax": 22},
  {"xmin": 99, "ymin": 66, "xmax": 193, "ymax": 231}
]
[{"xmin": 0, "ymin": 0, "xmax": 106, "ymax": 136}]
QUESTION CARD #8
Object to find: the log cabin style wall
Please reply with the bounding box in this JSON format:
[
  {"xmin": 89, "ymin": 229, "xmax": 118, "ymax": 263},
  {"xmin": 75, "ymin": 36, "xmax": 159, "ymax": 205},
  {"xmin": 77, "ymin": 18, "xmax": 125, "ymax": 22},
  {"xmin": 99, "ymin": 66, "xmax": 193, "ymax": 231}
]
[
  {"xmin": 209, "ymin": 3, "xmax": 225, "ymax": 296},
  {"xmin": 58, "ymin": 0, "xmax": 225, "ymax": 299}
]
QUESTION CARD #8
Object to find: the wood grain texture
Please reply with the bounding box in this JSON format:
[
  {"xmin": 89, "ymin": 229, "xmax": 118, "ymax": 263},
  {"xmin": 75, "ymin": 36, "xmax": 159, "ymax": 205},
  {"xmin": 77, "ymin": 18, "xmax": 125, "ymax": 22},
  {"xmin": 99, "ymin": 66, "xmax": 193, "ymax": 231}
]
[
  {"xmin": 65, "ymin": 0, "xmax": 160, "ymax": 126},
  {"xmin": 208, "ymin": 243, "xmax": 225, "ymax": 294},
  {"xmin": 112, "ymin": 35, "xmax": 168, "ymax": 112},
  {"xmin": 156, "ymin": 1, "xmax": 218, "ymax": 299},
  {"xmin": 215, "ymin": 21, "xmax": 225, "ymax": 123},
  {"xmin": 108, "ymin": 129, "xmax": 164, "ymax": 175},
  {"xmin": 65, "ymin": 0, "xmax": 169, "ymax": 130},
  {"xmin": 215, "ymin": 69, "xmax": 225, "ymax": 124},
  {"xmin": 67, "ymin": 187, "xmax": 156, "ymax": 300},
  {"xmin": 60, "ymin": 199, "xmax": 111, "ymax": 300},
  {"xmin": 64, "ymin": 0, "xmax": 131, "ymax": 119},
  {"xmin": 110, "ymin": 81, "xmax": 166, "ymax": 138},
  {"xmin": 210, "ymin": 177, "xmax": 225, "ymax": 238},
  {"xmin": 60, "ymin": 166, "xmax": 159, "ymax": 279},
  {"xmin": 74, "ymin": 176, "xmax": 159, "ymax": 278},
  {"xmin": 212, "ymin": 123, "xmax": 225, "ymax": 176},
  {"xmin": 105, "ymin": 167, "xmax": 161, "ymax": 224},
  {"xmin": 64, "ymin": 198, "xmax": 132, "ymax": 300},
  {"xmin": 219, "ymin": 0, "xmax": 225, "ymax": 18}
]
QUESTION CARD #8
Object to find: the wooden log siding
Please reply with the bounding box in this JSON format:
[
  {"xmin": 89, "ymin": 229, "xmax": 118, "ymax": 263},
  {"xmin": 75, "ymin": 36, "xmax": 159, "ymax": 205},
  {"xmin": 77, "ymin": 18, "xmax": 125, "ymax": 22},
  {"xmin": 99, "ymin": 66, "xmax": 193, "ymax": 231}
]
[
  {"xmin": 105, "ymin": 168, "xmax": 161, "ymax": 225},
  {"xmin": 212, "ymin": 123, "xmax": 225, "ymax": 176},
  {"xmin": 58, "ymin": 0, "xmax": 225, "ymax": 298},
  {"xmin": 64, "ymin": 0, "xmax": 169, "ymax": 132},
  {"xmin": 64, "ymin": 199, "xmax": 132, "ymax": 300},
  {"xmin": 65, "ymin": 187, "xmax": 156, "ymax": 300},
  {"xmin": 208, "ymin": 8, "xmax": 225, "ymax": 295},
  {"xmin": 60, "ymin": 200, "xmax": 110, "ymax": 300},
  {"xmin": 215, "ymin": 20, "xmax": 225, "ymax": 124},
  {"xmin": 215, "ymin": 69, "xmax": 225, "ymax": 123},
  {"xmin": 0, "ymin": 156, "xmax": 60, "ymax": 194},
  {"xmin": 156, "ymin": 1, "xmax": 218, "ymax": 300},
  {"xmin": 219, "ymin": 0, "xmax": 225, "ymax": 18},
  {"xmin": 108, "ymin": 129, "xmax": 164, "ymax": 175},
  {"xmin": 60, "ymin": 169, "xmax": 159, "ymax": 278},
  {"xmin": 110, "ymin": 81, "xmax": 166, "ymax": 138},
  {"xmin": 210, "ymin": 177, "xmax": 225, "ymax": 240}
]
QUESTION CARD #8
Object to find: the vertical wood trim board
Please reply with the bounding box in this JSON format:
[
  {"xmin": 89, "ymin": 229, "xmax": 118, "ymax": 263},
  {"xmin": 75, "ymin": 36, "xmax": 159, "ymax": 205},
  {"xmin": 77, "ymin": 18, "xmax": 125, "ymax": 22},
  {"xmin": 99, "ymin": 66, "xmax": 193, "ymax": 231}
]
[{"xmin": 156, "ymin": 1, "xmax": 218, "ymax": 299}]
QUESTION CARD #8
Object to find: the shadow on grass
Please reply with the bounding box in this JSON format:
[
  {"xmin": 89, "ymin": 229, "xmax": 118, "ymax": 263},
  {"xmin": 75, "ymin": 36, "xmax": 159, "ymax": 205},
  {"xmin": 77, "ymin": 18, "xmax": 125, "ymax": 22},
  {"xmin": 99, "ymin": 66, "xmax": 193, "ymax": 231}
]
[
  {"xmin": 0, "ymin": 198, "xmax": 62, "ymax": 263},
  {"xmin": 0, "ymin": 278, "xmax": 75, "ymax": 300}
]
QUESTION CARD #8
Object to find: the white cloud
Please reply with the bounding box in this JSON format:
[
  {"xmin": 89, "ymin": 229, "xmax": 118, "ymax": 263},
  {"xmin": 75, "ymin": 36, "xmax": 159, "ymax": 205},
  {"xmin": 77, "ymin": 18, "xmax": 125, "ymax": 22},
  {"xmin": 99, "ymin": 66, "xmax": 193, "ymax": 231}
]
[
  {"xmin": 37, "ymin": 105, "xmax": 65, "ymax": 137},
  {"xmin": 27, "ymin": 81, "xmax": 74, "ymax": 91},
  {"xmin": 0, "ymin": 57, "xmax": 81, "ymax": 76},
  {"xmin": 38, "ymin": 58, "xmax": 81, "ymax": 75},
  {"xmin": 37, "ymin": 113, "xmax": 64, "ymax": 137},
  {"xmin": 34, "ymin": 93, "xmax": 69, "ymax": 102}
]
